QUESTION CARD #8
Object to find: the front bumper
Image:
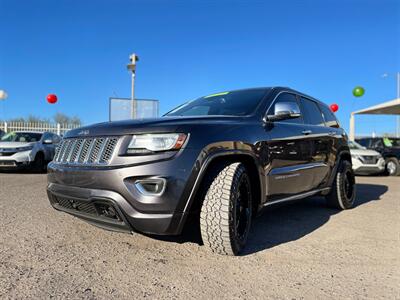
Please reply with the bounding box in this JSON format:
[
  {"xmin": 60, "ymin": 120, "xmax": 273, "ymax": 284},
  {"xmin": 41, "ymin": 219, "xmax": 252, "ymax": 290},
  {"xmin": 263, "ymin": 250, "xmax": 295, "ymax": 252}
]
[
  {"xmin": 0, "ymin": 150, "xmax": 33, "ymax": 169},
  {"xmin": 352, "ymin": 157, "xmax": 385, "ymax": 175},
  {"xmin": 47, "ymin": 183, "xmax": 182, "ymax": 234},
  {"xmin": 47, "ymin": 148, "xmax": 201, "ymax": 235}
]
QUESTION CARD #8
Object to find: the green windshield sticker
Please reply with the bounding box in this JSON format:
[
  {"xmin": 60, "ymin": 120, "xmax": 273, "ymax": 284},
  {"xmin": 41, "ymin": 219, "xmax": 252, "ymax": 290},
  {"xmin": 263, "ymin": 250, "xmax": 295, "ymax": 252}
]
[
  {"xmin": 204, "ymin": 92, "xmax": 229, "ymax": 99},
  {"xmin": 383, "ymin": 137, "xmax": 393, "ymax": 147}
]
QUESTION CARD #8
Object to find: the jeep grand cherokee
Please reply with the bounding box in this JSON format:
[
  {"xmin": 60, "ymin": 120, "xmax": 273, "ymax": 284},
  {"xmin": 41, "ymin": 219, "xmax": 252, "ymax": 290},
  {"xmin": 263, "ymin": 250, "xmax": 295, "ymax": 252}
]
[{"xmin": 47, "ymin": 87, "xmax": 356, "ymax": 255}]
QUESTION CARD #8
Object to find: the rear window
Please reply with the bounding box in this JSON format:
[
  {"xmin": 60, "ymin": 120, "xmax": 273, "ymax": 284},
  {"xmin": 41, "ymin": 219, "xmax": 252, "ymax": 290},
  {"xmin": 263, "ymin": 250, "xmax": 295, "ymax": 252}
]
[
  {"xmin": 320, "ymin": 104, "xmax": 339, "ymax": 128},
  {"xmin": 300, "ymin": 97, "xmax": 325, "ymax": 126}
]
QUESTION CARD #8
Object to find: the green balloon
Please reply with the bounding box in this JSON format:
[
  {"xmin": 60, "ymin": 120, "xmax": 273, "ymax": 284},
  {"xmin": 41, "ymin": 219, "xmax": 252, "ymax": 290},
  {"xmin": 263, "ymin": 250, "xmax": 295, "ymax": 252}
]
[{"xmin": 353, "ymin": 86, "xmax": 365, "ymax": 97}]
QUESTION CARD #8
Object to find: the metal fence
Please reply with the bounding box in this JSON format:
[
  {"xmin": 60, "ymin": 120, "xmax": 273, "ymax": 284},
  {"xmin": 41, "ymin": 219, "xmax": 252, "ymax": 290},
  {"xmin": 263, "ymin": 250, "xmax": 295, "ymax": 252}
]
[{"xmin": 0, "ymin": 122, "xmax": 81, "ymax": 136}]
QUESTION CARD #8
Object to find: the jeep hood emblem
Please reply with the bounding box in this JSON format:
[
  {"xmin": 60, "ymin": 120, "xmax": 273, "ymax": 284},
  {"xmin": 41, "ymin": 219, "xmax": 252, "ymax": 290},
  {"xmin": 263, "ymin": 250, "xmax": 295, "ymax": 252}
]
[{"xmin": 78, "ymin": 130, "xmax": 90, "ymax": 136}]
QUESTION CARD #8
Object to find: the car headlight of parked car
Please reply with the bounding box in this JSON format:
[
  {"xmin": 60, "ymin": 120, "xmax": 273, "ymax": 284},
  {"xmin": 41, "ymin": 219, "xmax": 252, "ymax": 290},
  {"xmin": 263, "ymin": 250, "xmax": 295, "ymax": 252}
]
[
  {"xmin": 351, "ymin": 154, "xmax": 362, "ymax": 161},
  {"xmin": 127, "ymin": 133, "xmax": 187, "ymax": 154},
  {"xmin": 15, "ymin": 146, "xmax": 34, "ymax": 152}
]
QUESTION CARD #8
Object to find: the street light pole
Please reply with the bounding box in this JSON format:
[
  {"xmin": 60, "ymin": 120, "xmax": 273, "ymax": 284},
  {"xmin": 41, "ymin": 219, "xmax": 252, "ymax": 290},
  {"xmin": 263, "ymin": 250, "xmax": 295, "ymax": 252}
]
[
  {"xmin": 131, "ymin": 71, "xmax": 136, "ymax": 118},
  {"xmin": 127, "ymin": 54, "xmax": 139, "ymax": 119}
]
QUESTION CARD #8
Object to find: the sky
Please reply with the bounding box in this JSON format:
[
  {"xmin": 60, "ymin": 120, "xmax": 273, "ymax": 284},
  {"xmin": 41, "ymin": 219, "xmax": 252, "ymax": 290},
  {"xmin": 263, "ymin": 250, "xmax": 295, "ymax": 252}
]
[{"xmin": 0, "ymin": 0, "xmax": 399, "ymax": 136}]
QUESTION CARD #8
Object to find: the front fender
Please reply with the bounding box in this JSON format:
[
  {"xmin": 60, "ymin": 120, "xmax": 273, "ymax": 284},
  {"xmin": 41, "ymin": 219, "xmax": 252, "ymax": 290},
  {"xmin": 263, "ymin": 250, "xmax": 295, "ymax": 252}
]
[
  {"xmin": 326, "ymin": 148, "xmax": 352, "ymax": 189},
  {"xmin": 174, "ymin": 143, "xmax": 265, "ymax": 234}
]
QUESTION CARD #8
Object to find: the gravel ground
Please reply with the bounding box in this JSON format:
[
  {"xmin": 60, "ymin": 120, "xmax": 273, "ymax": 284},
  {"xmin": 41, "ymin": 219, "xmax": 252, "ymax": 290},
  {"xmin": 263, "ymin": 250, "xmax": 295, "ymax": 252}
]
[{"xmin": 0, "ymin": 173, "xmax": 399, "ymax": 299}]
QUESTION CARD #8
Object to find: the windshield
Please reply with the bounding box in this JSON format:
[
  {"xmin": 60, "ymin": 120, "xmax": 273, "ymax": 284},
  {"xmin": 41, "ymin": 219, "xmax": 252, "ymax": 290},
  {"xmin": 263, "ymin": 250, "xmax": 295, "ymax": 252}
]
[
  {"xmin": 0, "ymin": 132, "xmax": 42, "ymax": 143},
  {"xmin": 165, "ymin": 89, "xmax": 269, "ymax": 117},
  {"xmin": 383, "ymin": 137, "xmax": 400, "ymax": 148},
  {"xmin": 348, "ymin": 141, "xmax": 366, "ymax": 150}
]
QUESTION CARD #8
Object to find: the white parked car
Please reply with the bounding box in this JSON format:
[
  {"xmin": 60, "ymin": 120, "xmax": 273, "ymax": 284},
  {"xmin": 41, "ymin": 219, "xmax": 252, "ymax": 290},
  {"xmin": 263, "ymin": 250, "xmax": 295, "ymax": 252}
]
[
  {"xmin": 349, "ymin": 140, "xmax": 385, "ymax": 175},
  {"xmin": 0, "ymin": 131, "xmax": 61, "ymax": 171}
]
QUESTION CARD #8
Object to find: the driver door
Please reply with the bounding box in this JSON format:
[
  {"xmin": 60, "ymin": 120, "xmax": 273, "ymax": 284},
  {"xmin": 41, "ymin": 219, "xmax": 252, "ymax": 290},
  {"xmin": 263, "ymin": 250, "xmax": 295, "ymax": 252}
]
[{"xmin": 264, "ymin": 93, "xmax": 313, "ymax": 200}]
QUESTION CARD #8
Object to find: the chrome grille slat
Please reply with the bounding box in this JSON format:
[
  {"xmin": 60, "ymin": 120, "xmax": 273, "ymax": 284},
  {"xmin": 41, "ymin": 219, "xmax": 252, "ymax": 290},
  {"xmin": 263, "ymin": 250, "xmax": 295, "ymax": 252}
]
[
  {"xmin": 96, "ymin": 138, "xmax": 109, "ymax": 163},
  {"xmin": 54, "ymin": 141, "xmax": 63, "ymax": 161},
  {"xmin": 78, "ymin": 139, "xmax": 93, "ymax": 163},
  {"xmin": 100, "ymin": 138, "xmax": 118, "ymax": 163},
  {"xmin": 70, "ymin": 139, "xmax": 84, "ymax": 163},
  {"xmin": 56, "ymin": 140, "xmax": 68, "ymax": 162},
  {"xmin": 61, "ymin": 140, "xmax": 74, "ymax": 162},
  {"xmin": 88, "ymin": 138, "xmax": 105, "ymax": 163},
  {"xmin": 66, "ymin": 139, "xmax": 78, "ymax": 162},
  {"xmin": 83, "ymin": 139, "xmax": 96, "ymax": 163},
  {"xmin": 53, "ymin": 137, "xmax": 118, "ymax": 166}
]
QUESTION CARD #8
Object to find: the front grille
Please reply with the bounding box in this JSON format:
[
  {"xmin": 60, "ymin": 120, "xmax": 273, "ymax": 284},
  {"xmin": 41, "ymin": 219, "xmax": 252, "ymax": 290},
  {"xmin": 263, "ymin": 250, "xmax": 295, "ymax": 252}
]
[
  {"xmin": 54, "ymin": 196, "xmax": 122, "ymax": 221},
  {"xmin": 0, "ymin": 152, "xmax": 16, "ymax": 157},
  {"xmin": 53, "ymin": 137, "xmax": 119, "ymax": 165},
  {"xmin": 361, "ymin": 155, "xmax": 378, "ymax": 164},
  {"xmin": 56, "ymin": 196, "xmax": 98, "ymax": 215}
]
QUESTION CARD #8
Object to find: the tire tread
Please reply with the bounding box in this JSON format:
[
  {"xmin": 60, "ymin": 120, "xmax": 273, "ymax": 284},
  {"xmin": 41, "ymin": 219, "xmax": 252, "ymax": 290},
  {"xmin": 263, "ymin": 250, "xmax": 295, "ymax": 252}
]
[{"xmin": 200, "ymin": 162, "xmax": 245, "ymax": 255}]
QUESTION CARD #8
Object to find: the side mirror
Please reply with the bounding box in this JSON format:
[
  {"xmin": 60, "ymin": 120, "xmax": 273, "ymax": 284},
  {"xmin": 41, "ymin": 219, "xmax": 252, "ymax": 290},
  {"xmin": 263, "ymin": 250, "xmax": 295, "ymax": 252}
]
[
  {"xmin": 265, "ymin": 102, "xmax": 301, "ymax": 122},
  {"xmin": 43, "ymin": 139, "xmax": 53, "ymax": 144}
]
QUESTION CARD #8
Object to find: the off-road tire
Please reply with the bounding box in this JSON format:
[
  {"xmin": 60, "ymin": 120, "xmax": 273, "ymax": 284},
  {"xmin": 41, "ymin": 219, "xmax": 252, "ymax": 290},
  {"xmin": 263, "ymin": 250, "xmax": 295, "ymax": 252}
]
[
  {"xmin": 385, "ymin": 157, "xmax": 400, "ymax": 176},
  {"xmin": 200, "ymin": 162, "xmax": 252, "ymax": 256},
  {"xmin": 326, "ymin": 160, "xmax": 356, "ymax": 209}
]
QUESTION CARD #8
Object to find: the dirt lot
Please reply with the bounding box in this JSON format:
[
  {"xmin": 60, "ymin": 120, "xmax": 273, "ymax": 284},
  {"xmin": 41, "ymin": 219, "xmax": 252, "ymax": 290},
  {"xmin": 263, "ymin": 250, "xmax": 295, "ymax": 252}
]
[{"xmin": 0, "ymin": 173, "xmax": 399, "ymax": 299}]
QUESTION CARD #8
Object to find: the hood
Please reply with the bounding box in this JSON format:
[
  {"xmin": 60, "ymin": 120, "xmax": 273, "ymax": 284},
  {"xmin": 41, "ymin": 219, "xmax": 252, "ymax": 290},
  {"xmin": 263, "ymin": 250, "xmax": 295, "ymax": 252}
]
[
  {"xmin": 383, "ymin": 147, "xmax": 400, "ymax": 156},
  {"xmin": 0, "ymin": 142, "xmax": 35, "ymax": 149},
  {"xmin": 350, "ymin": 148, "xmax": 381, "ymax": 156},
  {"xmin": 65, "ymin": 115, "xmax": 247, "ymax": 138}
]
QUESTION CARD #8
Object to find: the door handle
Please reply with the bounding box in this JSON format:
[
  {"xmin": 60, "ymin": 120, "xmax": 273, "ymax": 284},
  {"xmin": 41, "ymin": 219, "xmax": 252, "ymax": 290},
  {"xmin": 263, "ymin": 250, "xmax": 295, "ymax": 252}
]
[
  {"xmin": 328, "ymin": 131, "xmax": 336, "ymax": 136},
  {"xmin": 302, "ymin": 130, "xmax": 312, "ymax": 135}
]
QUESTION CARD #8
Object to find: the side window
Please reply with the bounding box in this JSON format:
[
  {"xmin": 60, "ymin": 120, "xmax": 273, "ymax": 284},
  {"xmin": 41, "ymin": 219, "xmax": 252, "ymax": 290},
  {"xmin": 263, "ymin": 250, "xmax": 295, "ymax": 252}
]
[
  {"xmin": 320, "ymin": 104, "xmax": 339, "ymax": 128},
  {"xmin": 300, "ymin": 97, "xmax": 325, "ymax": 126},
  {"xmin": 372, "ymin": 139, "xmax": 383, "ymax": 148},
  {"xmin": 269, "ymin": 93, "xmax": 303, "ymax": 124}
]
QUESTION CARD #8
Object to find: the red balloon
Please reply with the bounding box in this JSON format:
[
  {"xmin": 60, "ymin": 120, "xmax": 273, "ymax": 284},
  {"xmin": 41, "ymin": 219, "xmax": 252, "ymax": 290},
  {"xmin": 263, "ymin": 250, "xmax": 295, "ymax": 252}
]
[
  {"xmin": 47, "ymin": 94, "xmax": 58, "ymax": 104},
  {"xmin": 330, "ymin": 103, "xmax": 339, "ymax": 113}
]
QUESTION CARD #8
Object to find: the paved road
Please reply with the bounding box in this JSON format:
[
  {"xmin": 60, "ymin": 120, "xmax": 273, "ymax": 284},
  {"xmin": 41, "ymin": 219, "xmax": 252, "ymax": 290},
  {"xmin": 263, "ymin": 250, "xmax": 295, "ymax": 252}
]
[{"xmin": 0, "ymin": 173, "xmax": 399, "ymax": 299}]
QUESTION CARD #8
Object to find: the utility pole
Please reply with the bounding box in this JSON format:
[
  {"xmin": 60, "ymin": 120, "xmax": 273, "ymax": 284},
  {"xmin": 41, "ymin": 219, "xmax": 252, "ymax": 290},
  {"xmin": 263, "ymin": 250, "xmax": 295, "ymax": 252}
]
[{"xmin": 127, "ymin": 54, "xmax": 139, "ymax": 119}]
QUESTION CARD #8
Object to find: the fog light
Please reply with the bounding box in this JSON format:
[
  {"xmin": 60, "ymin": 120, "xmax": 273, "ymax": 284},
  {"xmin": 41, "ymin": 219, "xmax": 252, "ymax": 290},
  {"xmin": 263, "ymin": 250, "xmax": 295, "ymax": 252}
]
[{"xmin": 135, "ymin": 178, "xmax": 166, "ymax": 196}]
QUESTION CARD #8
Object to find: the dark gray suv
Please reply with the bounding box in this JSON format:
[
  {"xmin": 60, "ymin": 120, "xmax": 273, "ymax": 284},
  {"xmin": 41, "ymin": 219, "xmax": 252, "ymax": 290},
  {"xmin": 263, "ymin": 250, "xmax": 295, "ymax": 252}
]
[{"xmin": 47, "ymin": 87, "xmax": 356, "ymax": 255}]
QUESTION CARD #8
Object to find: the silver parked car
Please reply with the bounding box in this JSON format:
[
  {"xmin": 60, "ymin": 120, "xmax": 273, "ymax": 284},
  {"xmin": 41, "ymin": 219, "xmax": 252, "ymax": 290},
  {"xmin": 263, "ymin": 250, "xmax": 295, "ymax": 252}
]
[
  {"xmin": 0, "ymin": 131, "xmax": 61, "ymax": 171},
  {"xmin": 349, "ymin": 140, "xmax": 385, "ymax": 175}
]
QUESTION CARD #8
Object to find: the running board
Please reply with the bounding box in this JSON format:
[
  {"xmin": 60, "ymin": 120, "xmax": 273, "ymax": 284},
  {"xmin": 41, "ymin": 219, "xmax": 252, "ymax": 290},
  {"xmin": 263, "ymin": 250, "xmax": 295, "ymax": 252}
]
[{"xmin": 264, "ymin": 187, "xmax": 331, "ymax": 207}]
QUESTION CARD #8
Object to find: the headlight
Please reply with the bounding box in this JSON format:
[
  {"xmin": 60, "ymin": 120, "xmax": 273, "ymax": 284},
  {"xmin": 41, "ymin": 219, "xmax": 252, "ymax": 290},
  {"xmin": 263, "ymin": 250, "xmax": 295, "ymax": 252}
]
[
  {"xmin": 15, "ymin": 146, "xmax": 34, "ymax": 152},
  {"xmin": 127, "ymin": 133, "xmax": 187, "ymax": 154},
  {"xmin": 351, "ymin": 154, "xmax": 362, "ymax": 161}
]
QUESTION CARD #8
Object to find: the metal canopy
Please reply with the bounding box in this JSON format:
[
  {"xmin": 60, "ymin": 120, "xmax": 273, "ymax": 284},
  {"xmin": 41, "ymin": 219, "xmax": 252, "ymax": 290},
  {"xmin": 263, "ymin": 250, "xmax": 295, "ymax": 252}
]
[
  {"xmin": 352, "ymin": 98, "xmax": 400, "ymax": 115},
  {"xmin": 349, "ymin": 98, "xmax": 400, "ymax": 140}
]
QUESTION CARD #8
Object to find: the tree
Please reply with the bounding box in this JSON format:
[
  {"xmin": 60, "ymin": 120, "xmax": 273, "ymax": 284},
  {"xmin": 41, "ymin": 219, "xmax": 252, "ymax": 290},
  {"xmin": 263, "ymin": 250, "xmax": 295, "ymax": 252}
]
[
  {"xmin": 27, "ymin": 115, "xmax": 50, "ymax": 123},
  {"xmin": 53, "ymin": 113, "xmax": 81, "ymax": 125},
  {"xmin": 3, "ymin": 113, "xmax": 81, "ymax": 125}
]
